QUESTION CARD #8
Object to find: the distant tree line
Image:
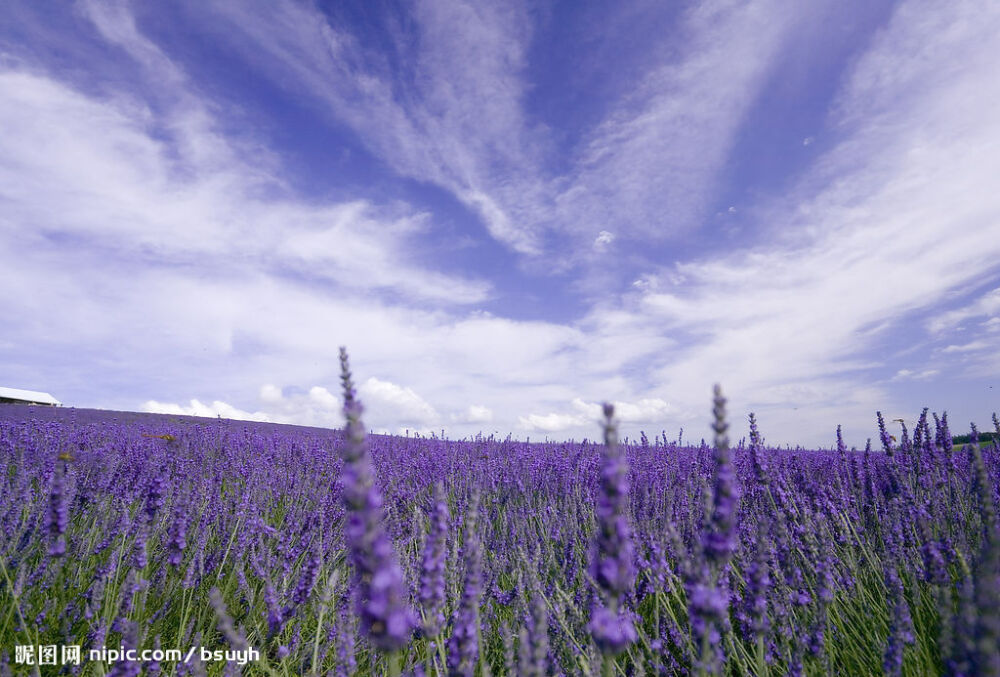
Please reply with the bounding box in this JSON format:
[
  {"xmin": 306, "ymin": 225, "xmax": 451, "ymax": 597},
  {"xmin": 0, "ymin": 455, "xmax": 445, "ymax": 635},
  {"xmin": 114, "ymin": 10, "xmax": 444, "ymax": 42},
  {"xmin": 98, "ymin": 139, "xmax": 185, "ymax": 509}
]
[{"xmin": 951, "ymin": 430, "xmax": 997, "ymax": 445}]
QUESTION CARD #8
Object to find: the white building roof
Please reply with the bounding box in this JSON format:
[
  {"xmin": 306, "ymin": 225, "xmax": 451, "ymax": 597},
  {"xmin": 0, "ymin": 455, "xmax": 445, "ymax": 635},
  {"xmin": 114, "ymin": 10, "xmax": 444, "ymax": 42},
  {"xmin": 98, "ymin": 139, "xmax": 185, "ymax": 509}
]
[{"xmin": 0, "ymin": 386, "xmax": 61, "ymax": 405}]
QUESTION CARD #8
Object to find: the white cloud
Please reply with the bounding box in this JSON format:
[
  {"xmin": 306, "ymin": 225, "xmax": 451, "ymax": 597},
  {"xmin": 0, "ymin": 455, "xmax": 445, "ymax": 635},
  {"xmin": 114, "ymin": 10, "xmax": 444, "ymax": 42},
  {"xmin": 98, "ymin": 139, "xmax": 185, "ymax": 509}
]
[
  {"xmin": 631, "ymin": 275, "xmax": 657, "ymax": 291},
  {"xmin": 358, "ymin": 377, "xmax": 438, "ymax": 425},
  {"xmin": 927, "ymin": 288, "xmax": 1000, "ymax": 334},
  {"xmin": 517, "ymin": 412, "xmax": 582, "ymax": 434},
  {"xmin": 567, "ymin": 397, "xmax": 679, "ymax": 424},
  {"xmin": 593, "ymin": 230, "xmax": 615, "ymax": 252},
  {"xmin": 197, "ymin": 0, "xmax": 544, "ymax": 255},
  {"xmin": 193, "ymin": 0, "xmax": 815, "ymax": 265},
  {"xmin": 146, "ymin": 384, "xmax": 493, "ymax": 436},
  {"xmin": 259, "ymin": 384, "xmax": 283, "ymax": 404},
  {"xmin": 518, "ymin": 396, "xmax": 684, "ymax": 434},
  {"xmin": 891, "ymin": 369, "xmax": 939, "ymax": 382},
  {"xmin": 308, "ymin": 386, "xmax": 340, "ymax": 410},
  {"xmin": 941, "ymin": 341, "xmax": 990, "ymax": 354},
  {"xmin": 559, "ymin": 0, "xmax": 1000, "ymax": 444},
  {"xmin": 0, "ymin": 46, "xmax": 489, "ymax": 306},
  {"xmin": 452, "ymin": 405, "xmax": 494, "ymax": 424},
  {"xmin": 143, "ymin": 399, "xmax": 270, "ymax": 422},
  {"xmin": 554, "ymin": 0, "xmax": 806, "ymax": 244},
  {"xmin": 609, "ymin": 398, "xmax": 679, "ymax": 423}
]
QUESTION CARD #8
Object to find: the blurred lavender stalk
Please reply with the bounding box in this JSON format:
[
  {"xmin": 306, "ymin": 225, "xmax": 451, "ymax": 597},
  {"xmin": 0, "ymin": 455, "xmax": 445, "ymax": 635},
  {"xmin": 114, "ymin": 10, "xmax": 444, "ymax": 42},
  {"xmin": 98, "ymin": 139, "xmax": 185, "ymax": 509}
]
[
  {"xmin": 446, "ymin": 491, "xmax": 483, "ymax": 677},
  {"xmin": 587, "ymin": 403, "xmax": 637, "ymax": 667},
  {"xmin": 338, "ymin": 347, "xmax": 415, "ymax": 670},
  {"xmin": 46, "ymin": 457, "xmax": 70, "ymax": 557},
  {"xmin": 688, "ymin": 384, "xmax": 741, "ymax": 675},
  {"xmin": 419, "ymin": 481, "xmax": 449, "ymax": 642}
]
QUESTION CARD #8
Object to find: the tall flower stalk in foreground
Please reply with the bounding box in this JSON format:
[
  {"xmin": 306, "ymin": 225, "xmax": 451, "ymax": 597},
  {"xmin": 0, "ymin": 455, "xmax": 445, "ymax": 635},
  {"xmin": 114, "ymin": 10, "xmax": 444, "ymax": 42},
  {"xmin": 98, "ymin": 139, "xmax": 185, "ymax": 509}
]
[
  {"xmin": 587, "ymin": 403, "xmax": 637, "ymax": 671},
  {"xmin": 46, "ymin": 454, "xmax": 71, "ymax": 557},
  {"xmin": 688, "ymin": 384, "xmax": 741, "ymax": 675},
  {"xmin": 338, "ymin": 347, "xmax": 415, "ymax": 673},
  {"xmin": 446, "ymin": 491, "xmax": 483, "ymax": 677},
  {"xmin": 419, "ymin": 482, "xmax": 449, "ymax": 642},
  {"xmin": 882, "ymin": 566, "xmax": 914, "ymax": 677},
  {"xmin": 969, "ymin": 434, "xmax": 1000, "ymax": 674}
]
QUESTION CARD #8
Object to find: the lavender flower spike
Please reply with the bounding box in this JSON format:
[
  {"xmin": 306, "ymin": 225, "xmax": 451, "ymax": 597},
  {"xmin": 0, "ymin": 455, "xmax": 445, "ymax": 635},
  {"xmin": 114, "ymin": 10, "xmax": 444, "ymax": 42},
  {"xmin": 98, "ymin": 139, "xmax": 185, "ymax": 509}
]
[
  {"xmin": 446, "ymin": 492, "xmax": 483, "ymax": 677},
  {"xmin": 46, "ymin": 458, "xmax": 70, "ymax": 557},
  {"xmin": 339, "ymin": 347, "xmax": 416, "ymax": 653},
  {"xmin": 882, "ymin": 566, "xmax": 914, "ymax": 677},
  {"xmin": 688, "ymin": 385, "xmax": 740, "ymax": 675},
  {"xmin": 877, "ymin": 411, "xmax": 893, "ymax": 456},
  {"xmin": 704, "ymin": 385, "xmax": 740, "ymax": 566},
  {"xmin": 587, "ymin": 403, "xmax": 637, "ymax": 655},
  {"xmin": 419, "ymin": 482, "xmax": 449, "ymax": 639},
  {"xmin": 972, "ymin": 518, "xmax": 1000, "ymax": 675}
]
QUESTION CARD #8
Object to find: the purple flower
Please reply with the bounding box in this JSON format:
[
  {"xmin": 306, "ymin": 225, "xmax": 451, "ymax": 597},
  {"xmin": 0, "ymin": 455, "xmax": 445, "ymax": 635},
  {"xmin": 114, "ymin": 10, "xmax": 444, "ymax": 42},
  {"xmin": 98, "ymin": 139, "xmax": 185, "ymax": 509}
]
[
  {"xmin": 131, "ymin": 522, "xmax": 148, "ymax": 570},
  {"xmin": 748, "ymin": 412, "xmax": 768, "ymax": 484},
  {"xmin": 106, "ymin": 620, "xmax": 141, "ymax": 677},
  {"xmin": 419, "ymin": 482, "xmax": 449, "ymax": 639},
  {"xmin": 144, "ymin": 474, "xmax": 165, "ymax": 523},
  {"xmin": 810, "ymin": 557, "xmax": 834, "ymax": 663},
  {"xmin": 918, "ymin": 511, "xmax": 949, "ymax": 585},
  {"xmin": 587, "ymin": 403, "xmax": 637, "ymax": 654},
  {"xmin": 46, "ymin": 460, "xmax": 70, "ymax": 557},
  {"xmin": 704, "ymin": 386, "xmax": 740, "ymax": 565},
  {"xmin": 939, "ymin": 411, "xmax": 953, "ymax": 453},
  {"xmin": 446, "ymin": 493, "xmax": 483, "ymax": 677},
  {"xmin": 969, "ymin": 427, "xmax": 997, "ymax": 533},
  {"xmin": 588, "ymin": 604, "xmax": 637, "ymax": 655},
  {"xmin": 145, "ymin": 636, "xmax": 162, "ymax": 675},
  {"xmin": 918, "ymin": 408, "xmax": 935, "ymax": 455},
  {"xmin": 339, "ymin": 347, "xmax": 416, "ymax": 652},
  {"xmin": 501, "ymin": 622, "xmax": 516, "ymax": 675},
  {"xmin": 741, "ymin": 531, "xmax": 771, "ymax": 641},
  {"xmin": 209, "ymin": 588, "xmax": 250, "ymax": 653},
  {"xmin": 882, "ymin": 566, "xmax": 914, "ymax": 677},
  {"xmin": 518, "ymin": 584, "xmax": 549, "ymax": 677},
  {"xmin": 688, "ymin": 385, "xmax": 739, "ymax": 673},
  {"xmin": 898, "ymin": 421, "xmax": 911, "ymax": 456},
  {"xmin": 264, "ymin": 582, "xmax": 285, "ymax": 638},
  {"xmin": 877, "ymin": 411, "xmax": 893, "ymax": 456},
  {"xmin": 971, "ymin": 468, "xmax": 1000, "ymax": 674},
  {"xmin": 167, "ymin": 504, "xmax": 188, "ymax": 567},
  {"xmin": 291, "ymin": 548, "xmax": 320, "ymax": 609}
]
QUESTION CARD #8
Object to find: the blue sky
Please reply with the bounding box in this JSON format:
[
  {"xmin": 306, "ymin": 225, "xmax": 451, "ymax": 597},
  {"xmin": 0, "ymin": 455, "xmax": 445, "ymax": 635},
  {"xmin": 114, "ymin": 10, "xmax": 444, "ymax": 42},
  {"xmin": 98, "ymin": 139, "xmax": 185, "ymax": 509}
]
[{"xmin": 2, "ymin": 0, "xmax": 998, "ymax": 447}]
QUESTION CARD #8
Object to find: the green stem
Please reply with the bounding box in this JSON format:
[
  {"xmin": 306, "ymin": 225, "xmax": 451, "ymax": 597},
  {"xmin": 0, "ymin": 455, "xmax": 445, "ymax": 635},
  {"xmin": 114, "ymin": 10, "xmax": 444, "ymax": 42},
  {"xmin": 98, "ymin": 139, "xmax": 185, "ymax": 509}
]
[
  {"xmin": 0, "ymin": 555, "xmax": 41, "ymax": 677},
  {"xmin": 312, "ymin": 602, "xmax": 327, "ymax": 674},
  {"xmin": 756, "ymin": 635, "xmax": 766, "ymax": 676},
  {"xmin": 387, "ymin": 650, "xmax": 402, "ymax": 677}
]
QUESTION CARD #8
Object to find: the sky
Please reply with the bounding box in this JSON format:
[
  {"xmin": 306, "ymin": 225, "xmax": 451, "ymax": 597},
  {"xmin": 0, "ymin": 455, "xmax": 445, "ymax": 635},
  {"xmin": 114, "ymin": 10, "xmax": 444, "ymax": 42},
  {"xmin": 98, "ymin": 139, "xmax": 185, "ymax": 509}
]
[{"xmin": 1, "ymin": 0, "xmax": 998, "ymax": 448}]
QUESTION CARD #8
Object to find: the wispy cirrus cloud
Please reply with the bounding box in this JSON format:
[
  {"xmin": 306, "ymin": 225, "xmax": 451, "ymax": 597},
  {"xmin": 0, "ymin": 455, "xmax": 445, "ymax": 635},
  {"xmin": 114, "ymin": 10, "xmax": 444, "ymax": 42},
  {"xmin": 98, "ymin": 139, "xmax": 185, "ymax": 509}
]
[
  {"xmin": 0, "ymin": 58, "xmax": 488, "ymax": 305},
  {"xmin": 191, "ymin": 0, "xmax": 812, "ymax": 262},
  {"xmin": 941, "ymin": 341, "xmax": 991, "ymax": 354},
  {"xmin": 194, "ymin": 0, "xmax": 545, "ymax": 254},
  {"xmin": 927, "ymin": 288, "xmax": 1000, "ymax": 334},
  {"xmin": 891, "ymin": 369, "xmax": 939, "ymax": 382},
  {"xmin": 587, "ymin": 0, "xmax": 1000, "ymax": 441},
  {"xmin": 555, "ymin": 0, "xmax": 805, "ymax": 245}
]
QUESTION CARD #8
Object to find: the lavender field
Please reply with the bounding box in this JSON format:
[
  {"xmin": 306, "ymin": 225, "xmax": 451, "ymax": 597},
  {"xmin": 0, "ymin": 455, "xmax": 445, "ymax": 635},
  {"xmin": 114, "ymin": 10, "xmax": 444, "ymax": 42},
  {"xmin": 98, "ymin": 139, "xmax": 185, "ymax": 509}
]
[{"xmin": 2, "ymin": 353, "xmax": 999, "ymax": 676}]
